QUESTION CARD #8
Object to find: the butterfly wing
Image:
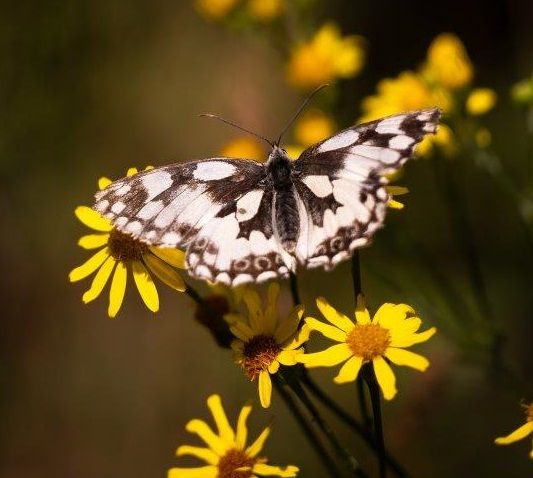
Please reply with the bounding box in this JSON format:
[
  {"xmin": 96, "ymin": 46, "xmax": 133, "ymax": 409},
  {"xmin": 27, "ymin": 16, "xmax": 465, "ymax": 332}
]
[
  {"xmin": 292, "ymin": 108, "xmax": 441, "ymax": 269},
  {"xmin": 94, "ymin": 158, "xmax": 290, "ymax": 285}
]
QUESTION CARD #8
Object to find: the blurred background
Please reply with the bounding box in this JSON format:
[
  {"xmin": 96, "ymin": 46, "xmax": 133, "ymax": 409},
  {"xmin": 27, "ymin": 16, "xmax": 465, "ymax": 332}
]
[{"xmin": 1, "ymin": 1, "xmax": 532, "ymax": 477}]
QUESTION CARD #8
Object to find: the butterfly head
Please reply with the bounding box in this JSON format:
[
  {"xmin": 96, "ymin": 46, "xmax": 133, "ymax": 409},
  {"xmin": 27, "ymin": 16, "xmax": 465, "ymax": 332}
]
[{"xmin": 267, "ymin": 145, "xmax": 292, "ymax": 189}]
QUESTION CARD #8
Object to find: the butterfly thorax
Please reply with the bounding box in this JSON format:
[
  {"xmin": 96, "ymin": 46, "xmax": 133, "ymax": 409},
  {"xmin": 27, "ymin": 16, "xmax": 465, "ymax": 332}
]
[{"xmin": 267, "ymin": 146, "xmax": 299, "ymax": 253}]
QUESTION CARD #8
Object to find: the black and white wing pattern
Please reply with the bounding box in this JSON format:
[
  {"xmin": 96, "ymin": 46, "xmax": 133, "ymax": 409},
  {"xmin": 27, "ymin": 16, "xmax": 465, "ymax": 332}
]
[
  {"xmin": 94, "ymin": 159, "xmax": 290, "ymax": 285},
  {"xmin": 292, "ymin": 108, "xmax": 441, "ymax": 269}
]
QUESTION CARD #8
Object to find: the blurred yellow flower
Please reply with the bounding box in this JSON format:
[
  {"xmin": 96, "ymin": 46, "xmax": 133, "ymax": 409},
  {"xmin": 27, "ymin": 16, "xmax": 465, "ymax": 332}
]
[
  {"xmin": 169, "ymin": 394, "xmax": 299, "ymax": 478},
  {"xmin": 69, "ymin": 167, "xmax": 186, "ymax": 318},
  {"xmin": 221, "ymin": 136, "xmax": 267, "ymax": 161},
  {"xmin": 511, "ymin": 75, "xmax": 533, "ymax": 105},
  {"xmin": 284, "ymin": 144, "xmax": 305, "ymax": 160},
  {"xmin": 293, "ymin": 109, "xmax": 335, "ymax": 147},
  {"xmin": 286, "ymin": 23, "xmax": 365, "ymax": 90},
  {"xmin": 423, "ymin": 33, "xmax": 473, "ymax": 89},
  {"xmin": 416, "ymin": 123, "xmax": 456, "ymax": 158},
  {"xmin": 225, "ymin": 283, "xmax": 309, "ymax": 408},
  {"xmin": 360, "ymin": 71, "xmax": 451, "ymax": 123},
  {"xmin": 299, "ymin": 295, "xmax": 436, "ymax": 400},
  {"xmin": 466, "ymin": 88, "xmax": 497, "ymax": 115},
  {"xmin": 495, "ymin": 402, "xmax": 533, "ymax": 459},
  {"xmin": 195, "ymin": 0, "xmax": 238, "ymax": 21},
  {"xmin": 247, "ymin": 0, "xmax": 283, "ymax": 22}
]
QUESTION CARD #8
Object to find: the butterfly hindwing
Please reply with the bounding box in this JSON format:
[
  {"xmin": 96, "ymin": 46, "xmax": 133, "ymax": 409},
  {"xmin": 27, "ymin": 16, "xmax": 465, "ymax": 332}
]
[{"xmin": 293, "ymin": 108, "xmax": 441, "ymax": 269}]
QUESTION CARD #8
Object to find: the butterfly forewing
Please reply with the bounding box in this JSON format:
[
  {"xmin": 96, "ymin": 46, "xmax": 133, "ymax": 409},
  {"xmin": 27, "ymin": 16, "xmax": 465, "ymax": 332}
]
[{"xmin": 292, "ymin": 108, "xmax": 441, "ymax": 269}]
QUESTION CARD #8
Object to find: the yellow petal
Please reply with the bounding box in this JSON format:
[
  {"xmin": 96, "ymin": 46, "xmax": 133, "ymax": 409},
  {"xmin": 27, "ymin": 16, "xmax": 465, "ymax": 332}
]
[
  {"xmin": 334, "ymin": 355, "xmax": 363, "ymax": 384},
  {"xmin": 316, "ymin": 297, "xmax": 354, "ymax": 332},
  {"xmin": 74, "ymin": 206, "xmax": 112, "ymax": 232},
  {"xmin": 387, "ymin": 199, "xmax": 405, "ymax": 210},
  {"xmin": 276, "ymin": 350, "xmax": 300, "ymax": 366},
  {"xmin": 243, "ymin": 288, "xmax": 264, "ymax": 333},
  {"xmin": 373, "ymin": 356, "xmax": 397, "ymax": 400},
  {"xmin": 385, "ymin": 347, "xmax": 429, "ymax": 371},
  {"xmin": 150, "ymin": 247, "xmax": 186, "ymax": 269},
  {"xmin": 268, "ymin": 360, "xmax": 280, "ymax": 374},
  {"xmin": 373, "ymin": 303, "xmax": 415, "ymax": 327},
  {"xmin": 132, "ymin": 260, "xmax": 159, "ymax": 312},
  {"xmin": 495, "ymin": 422, "xmax": 533, "ymax": 445},
  {"xmin": 108, "ymin": 261, "xmax": 127, "ymax": 318},
  {"xmin": 282, "ymin": 323, "xmax": 311, "ymax": 350},
  {"xmin": 127, "ymin": 167, "xmax": 138, "ymax": 176},
  {"xmin": 264, "ymin": 282, "xmax": 281, "ymax": 332},
  {"xmin": 253, "ymin": 463, "xmax": 299, "ymax": 477},
  {"xmin": 207, "ymin": 395, "xmax": 235, "ymax": 444},
  {"xmin": 82, "ymin": 256, "xmax": 116, "ymax": 303},
  {"xmin": 236, "ymin": 403, "xmax": 253, "ymax": 449},
  {"xmin": 69, "ymin": 247, "xmax": 110, "ymax": 282},
  {"xmin": 304, "ymin": 317, "xmax": 346, "ymax": 342},
  {"xmin": 98, "ymin": 176, "xmax": 112, "ymax": 190},
  {"xmin": 355, "ymin": 294, "xmax": 371, "ymax": 324},
  {"xmin": 298, "ymin": 343, "xmax": 352, "ymax": 368},
  {"xmin": 390, "ymin": 327, "xmax": 437, "ymax": 348},
  {"xmin": 230, "ymin": 322, "xmax": 255, "ymax": 341},
  {"xmin": 274, "ymin": 305, "xmax": 304, "ymax": 343},
  {"xmin": 78, "ymin": 233, "xmax": 109, "ymax": 250},
  {"xmin": 176, "ymin": 446, "xmax": 219, "ymax": 465},
  {"xmin": 144, "ymin": 254, "xmax": 186, "ymax": 292},
  {"xmin": 246, "ymin": 425, "xmax": 271, "ymax": 457},
  {"xmin": 385, "ymin": 186, "xmax": 409, "ymax": 196},
  {"xmin": 185, "ymin": 419, "xmax": 227, "ymax": 455},
  {"xmin": 258, "ymin": 371, "xmax": 272, "ymax": 408},
  {"xmin": 168, "ymin": 466, "xmax": 218, "ymax": 478}
]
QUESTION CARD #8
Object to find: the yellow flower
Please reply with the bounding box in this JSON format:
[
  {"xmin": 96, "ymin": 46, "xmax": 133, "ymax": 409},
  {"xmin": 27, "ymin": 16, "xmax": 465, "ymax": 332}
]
[
  {"xmin": 69, "ymin": 168, "xmax": 186, "ymax": 318},
  {"xmin": 283, "ymin": 145, "xmax": 305, "ymax": 160},
  {"xmin": 221, "ymin": 136, "xmax": 267, "ymax": 161},
  {"xmin": 169, "ymin": 394, "xmax": 299, "ymax": 478},
  {"xmin": 225, "ymin": 283, "xmax": 309, "ymax": 408},
  {"xmin": 495, "ymin": 402, "xmax": 533, "ymax": 459},
  {"xmin": 511, "ymin": 75, "xmax": 533, "ymax": 105},
  {"xmin": 195, "ymin": 0, "xmax": 238, "ymax": 21},
  {"xmin": 360, "ymin": 71, "xmax": 452, "ymax": 123},
  {"xmin": 466, "ymin": 88, "xmax": 497, "ymax": 115},
  {"xmin": 286, "ymin": 23, "xmax": 365, "ymax": 90},
  {"xmin": 293, "ymin": 109, "xmax": 335, "ymax": 148},
  {"xmin": 423, "ymin": 33, "xmax": 473, "ymax": 89},
  {"xmin": 299, "ymin": 295, "xmax": 436, "ymax": 400},
  {"xmin": 247, "ymin": 0, "xmax": 283, "ymax": 22}
]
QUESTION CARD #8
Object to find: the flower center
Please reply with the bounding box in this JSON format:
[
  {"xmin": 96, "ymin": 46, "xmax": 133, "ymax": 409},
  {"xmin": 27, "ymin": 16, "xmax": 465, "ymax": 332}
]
[
  {"xmin": 217, "ymin": 449, "xmax": 256, "ymax": 478},
  {"xmin": 108, "ymin": 229, "xmax": 147, "ymax": 262},
  {"xmin": 242, "ymin": 334, "xmax": 281, "ymax": 380},
  {"xmin": 526, "ymin": 403, "xmax": 533, "ymax": 422},
  {"xmin": 346, "ymin": 324, "xmax": 390, "ymax": 361}
]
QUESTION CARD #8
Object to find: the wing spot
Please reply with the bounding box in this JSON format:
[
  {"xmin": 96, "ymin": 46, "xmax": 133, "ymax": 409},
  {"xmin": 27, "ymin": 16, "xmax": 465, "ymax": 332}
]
[
  {"xmin": 254, "ymin": 257, "xmax": 271, "ymax": 271},
  {"xmin": 234, "ymin": 258, "xmax": 250, "ymax": 272}
]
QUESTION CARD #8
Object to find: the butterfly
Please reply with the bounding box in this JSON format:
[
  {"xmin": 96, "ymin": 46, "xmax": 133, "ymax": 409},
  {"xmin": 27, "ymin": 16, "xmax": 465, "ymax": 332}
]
[{"xmin": 94, "ymin": 108, "xmax": 441, "ymax": 286}]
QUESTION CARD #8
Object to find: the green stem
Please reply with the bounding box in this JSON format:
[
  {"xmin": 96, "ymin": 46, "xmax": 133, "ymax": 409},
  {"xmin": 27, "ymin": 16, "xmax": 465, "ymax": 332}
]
[
  {"xmin": 273, "ymin": 376, "xmax": 341, "ymax": 478},
  {"xmin": 282, "ymin": 369, "xmax": 369, "ymax": 477},
  {"xmin": 289, "ymin": 272, "xmax": 301, "ymax": 305},
  {"xmin": 301, "ymin": 372, "xmax": 410, "ymax": 478},
  {"xmin": 351, "ymin": 250, "xmax": 362, "ymax": 301},
  {"xmin": 356, "ymin": 376, "xmax": 372, "ymax": 431},
  {"xmin": 363, "ymin": 365, "xmax": 387, "ymax": 478}
]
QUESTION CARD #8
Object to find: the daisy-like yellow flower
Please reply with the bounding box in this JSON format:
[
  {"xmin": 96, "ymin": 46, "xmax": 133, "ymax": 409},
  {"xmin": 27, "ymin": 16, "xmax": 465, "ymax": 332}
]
[
  {"xmin": 293, "ymin": 109, "xmax": 336, "ymax": 148},
  {"xmin": 360, "ymin": 71, "xmax": 452, "ymax": 124},
  {"xmin": 169, "ymin": 394, "xmax": 299, "ymax": 478},
  {"xmin": 220, "ymin": 136, "xmax": 267, "ymax": 162},
  {"xmin": 286, "ymin": 23, "xmax": 365, "ymax": 90},
  {"xmin": 225, "ymin": 283, "xmax": 309, "ymax": 408},
  {"xmin": 422, "ymin": 33, "xmax": 473, "ymax": 89},
  {"xmin": 247, "ymin": 0, "xmax": 283, "ymax": 22},
  {"xmin": 466, "ymin": 88, "xmax": 497, "ymax": 115},
  {"xmin": 195, "ymin": 0, "xmax": 238, "ymax": 21},
  {"xmin": 299, "ymin": 295, "xmax": 436, "ymax": 400},
  {"xmin": 69, "ymin": 168, "xmax": 186, "ymax": 318},
  {"xmin": 495, "ymin": 402, "xmax": 533, "ymax": 459}
]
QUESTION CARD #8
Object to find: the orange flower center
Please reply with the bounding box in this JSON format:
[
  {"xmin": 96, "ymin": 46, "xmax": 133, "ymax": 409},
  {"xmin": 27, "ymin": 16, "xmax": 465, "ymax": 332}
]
[
  {"xmin": 526, "ymin": 403, "xmax": 533, "ymax": 422},
  {"xmin": 346, "ymin": 324, "xmax": 390, "ymax": 361},
  {"xmin": 108, "ymin": 229, "xmax": 147, "ymax": 261},
  {"xmin": 242, "ymin": 334, "xmax": 281, "ymax": 380},
  {"xmin": 217, "ymin": 449, "xmax": 256, "ymax": 478}
]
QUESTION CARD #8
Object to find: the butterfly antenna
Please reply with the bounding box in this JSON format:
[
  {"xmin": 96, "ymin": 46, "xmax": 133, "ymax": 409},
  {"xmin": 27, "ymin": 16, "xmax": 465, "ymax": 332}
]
[
  {"xmin": 276, "ymin": 83, "xmax": 330, "ymax": 146},
  {"xmin": 199, "ymin": 113, "xmax": 274, "ymax": 148}
]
